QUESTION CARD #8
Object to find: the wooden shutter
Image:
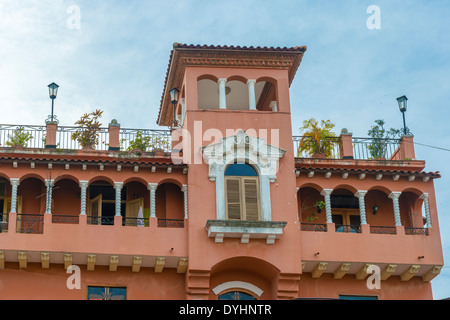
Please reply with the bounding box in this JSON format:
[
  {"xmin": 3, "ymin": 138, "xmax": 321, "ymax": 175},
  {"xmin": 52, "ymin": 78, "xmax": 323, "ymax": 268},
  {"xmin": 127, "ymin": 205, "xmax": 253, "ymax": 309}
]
[
  {"xmin": 89, "ymin": 194, "xmax": 102, "ymax": 225},
  {"xmin": 243, "ymin": 178, "xmax": 259, "ymax": 221},
  {"xmin": 225, "ymin": 178, "xmax": 242, "ymax": 220},
  {"xmin": 125, "ymin": 197, "xmax": 143, "ymax": 226}
]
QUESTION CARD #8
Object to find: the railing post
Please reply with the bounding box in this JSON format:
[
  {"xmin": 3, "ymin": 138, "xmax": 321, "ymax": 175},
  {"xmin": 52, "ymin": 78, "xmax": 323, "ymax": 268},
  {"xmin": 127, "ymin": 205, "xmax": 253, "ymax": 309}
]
[
  {"xmin": 45, "ymin": 122, "xmax": 58, "ymax": 149},
  {"xmin": 339, "ymin": 129, "xmax": 353, "ymax": 159},
  {"xmin": 399, "ymin": 134, "xmax": 415, "ymax": 160},
  {"xmin": 108, "ymin": 119, "xmax": 121, "ymax": 151}
]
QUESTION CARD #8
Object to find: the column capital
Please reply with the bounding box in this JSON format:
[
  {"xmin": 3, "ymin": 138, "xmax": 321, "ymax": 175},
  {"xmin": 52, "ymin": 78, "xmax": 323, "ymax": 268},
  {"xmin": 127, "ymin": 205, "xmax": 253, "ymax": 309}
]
[
  {"xmin": 79, "ymin": 180, "xmax": 89, "ymax": 188},
  {"xmin": 321, "ymin": 189, "xmax": 333, "ymax": 196},
  {"xmin": 181, "ymin": 184, "xmax": 187, "ymax": 192},
  {"xmin": 419, "ymin": 192, "xmax": 429, "ymax": 200},
  {"xmin": 45, "ymin": 179, "xmax": 54, "ymax": 187},
  {"xmin": 354, "ymin": 190, "xmax": 367, "ymax": 198},
  {"xmin": 114, "ymin": 182, "xmax": 124, "ymax": 189},
  {"xmin": 148, "ymin": 183, "xmax": 158, "ymax": 191},
  {"xmin": 218, "ymin": 78, "xmax": 227, "ymax": 84},
  {"xmin": 246, "ymin": 79, "xmax": 256, "ymax": 86},
  {"xmin": 10, "ymin": 178, "xmax": 20, "ymax": 186},
  {"xmin": 388, "ymin": 192, "xmax": 402, "ymax": 199}
]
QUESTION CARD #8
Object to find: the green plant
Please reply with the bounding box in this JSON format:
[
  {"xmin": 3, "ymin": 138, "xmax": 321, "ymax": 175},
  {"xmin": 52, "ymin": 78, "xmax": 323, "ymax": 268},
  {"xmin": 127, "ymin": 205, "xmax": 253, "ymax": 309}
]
[
  {"xmin": 367, "ymin": 119, "xmax": 401, "ymax": 159},
  {"xmin": 304, "ymin": 200, "xmax": 326, "ymax": 222},
  {"xmin": 71, "ymin": 109, "xmax": 103, "ymax": 149},
  {"xmin": 6, "ymin": 127, "xmax": 33, "ymax": 147},
  {"xmin": 127, "ymin": 131, "xmax": 169, "ymax": 152},
  {"xmin": 297, "ymin": 118, "xmax": 336, "ymax": 158}
]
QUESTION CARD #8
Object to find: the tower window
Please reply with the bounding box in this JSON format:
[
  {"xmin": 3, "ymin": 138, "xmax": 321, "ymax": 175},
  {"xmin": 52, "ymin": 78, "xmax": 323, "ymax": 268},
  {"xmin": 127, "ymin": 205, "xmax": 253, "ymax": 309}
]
[{"xmin": 224, "ymin": 163, "xmax": 260, "ymax": 221}]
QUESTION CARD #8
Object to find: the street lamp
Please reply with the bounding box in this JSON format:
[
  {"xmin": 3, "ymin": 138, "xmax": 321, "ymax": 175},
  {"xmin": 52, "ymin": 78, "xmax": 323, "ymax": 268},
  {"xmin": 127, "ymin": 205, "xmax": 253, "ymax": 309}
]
[
  {"xmin": 47, "ymin": 82, "xmax": 59, "ymax": 123},
  {"xmin": 396, "ymin": 95, "xmax": 408, "ymax": 135},
  {"xmin": 169, "ymin": 87, "xmax": 180, "ymax": 128}
]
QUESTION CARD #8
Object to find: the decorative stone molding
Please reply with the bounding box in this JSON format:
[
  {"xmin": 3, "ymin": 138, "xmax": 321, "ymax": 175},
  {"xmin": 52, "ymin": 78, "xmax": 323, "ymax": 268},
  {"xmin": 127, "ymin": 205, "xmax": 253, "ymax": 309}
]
[
  {"xmin": 355, "ymin": 263, "xmax": 372, "ymax": 280},
  {"xmin": 354, "ymin": 190, "xmax": 368, "ymax": 225},
  {"xmin": 205, "ymin": 220, "xmax": 287, "ymax": 245},
  {"xmin": 18, "ymin": 252, "xmax": 27, "ymax": 269},
  {"xmin": 423, "ymin": 265, "xmax": 443, "ymax": 282},
  {"xmin": 64, "ymin": 253, "xmax": 73, "ymax": 270},
  {"xmin": 79, "ymin": 181, "xmax": 89, "ymax": 216},
  {"xmin": 87, "ymin": 254, "xmax": 96, "ymax": 271},
  {"xmin": 401, "ymin": 265, "xmax": 420, "ymax": 281},
  {"xmin": 202, "ymin": 130, "xmax": 285, "ymax": 221},
  {"xmin": 334, "ymin": 262, "xmax": 351, "ymax": 280},
  {"xmin": 109, "ymin": 256, "xmax": 119, "ymax": 272},
  {"xmin": 381, "ymin": 264, "xmax": 397, "ymax": 281},
  {"xmin": 41, "ymin": 252, "xmax": 50, "ymax": 269},
  {"xmin": 321, "ymin": 189, "xmax": 333, "ymax": 223},
  {"xmin": 389, "ymin": 192, "xmax": 402, "ymax": 227},
  {"xmin": 10, "ymin": 178, "xmax": 20, "ymax": 214},
  {"xmin": 148, "ymin": 183, "xmax": 158, "ymax": 218},
  {"xmin": 114, "ymin": 182, "xmax": 123, "ymax": 217},
  {"xmin": 155, "ymin": 257, "xmax": 165, "ymax": 273},
  {"xmin": 420, "ymin": 193, "xmax": 432, "ymax": 228},
  {"xmin": 212, "ymin": 281, "xmax": 264, "ymax": 297},
  {"xmin": 177, "ymin": 258, "xmax": 188, "ymax": 274},
  {"xmin": 312, "ymin": 262, "xmax": 328, "ymax": 279},
  {"xmin": 132, "ymin": 256, "xmax": 142, "ymax": 273}
]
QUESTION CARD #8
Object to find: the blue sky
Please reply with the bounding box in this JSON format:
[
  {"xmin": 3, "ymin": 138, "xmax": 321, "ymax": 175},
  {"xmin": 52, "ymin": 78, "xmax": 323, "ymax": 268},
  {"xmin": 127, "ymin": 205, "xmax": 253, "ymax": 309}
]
[{"xmin": 0, "ymin": 0, "xmax": 449, "ymax": 299}]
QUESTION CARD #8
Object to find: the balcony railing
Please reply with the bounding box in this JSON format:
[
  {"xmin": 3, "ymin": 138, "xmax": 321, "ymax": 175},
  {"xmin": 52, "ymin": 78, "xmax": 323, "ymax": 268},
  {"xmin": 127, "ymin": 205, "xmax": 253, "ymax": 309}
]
[
  {"xmin": 52, "ymin": 214, "xmax": 80, "ymax": 224},
  {"xmin": 300, "ymin": 223, "xmax": 327, "ymax": 232},
  {"xmin": 16, "ymin": 214, "xmax": 44, "ymax": 234},
  {"xmin": 0, "ymin": 124, "xmax": 171, "ymax": 153},
  {"xmin": 335, "ymin": 224, "xmax": 361, "ymax": 233},
  {"xmin": 158, "ymin": 219, "xmax": 185, "ymax": 228},
  {"xmin": 370, "ymin": 226, "xmax": 397, "ymax": 235},
  {"xmin": 1, "ymin": 124, "xmax": 411, "ymax": 161},
  {"xmin": 0, "ymin": 213, "xmax": 8, "ymax": 232}
]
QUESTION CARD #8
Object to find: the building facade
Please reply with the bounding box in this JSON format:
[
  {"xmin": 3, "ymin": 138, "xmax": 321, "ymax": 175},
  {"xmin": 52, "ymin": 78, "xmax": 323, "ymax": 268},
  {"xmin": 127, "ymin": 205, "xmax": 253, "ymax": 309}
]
[{"xmin": 0, "ymin": 44, "xmax": 444, "ymax": 300}]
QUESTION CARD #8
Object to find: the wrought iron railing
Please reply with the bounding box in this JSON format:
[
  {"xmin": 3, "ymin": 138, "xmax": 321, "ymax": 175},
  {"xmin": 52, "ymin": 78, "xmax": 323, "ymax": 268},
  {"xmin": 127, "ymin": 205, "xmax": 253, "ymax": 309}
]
[
  {"xmin": 122, "ymin": 217, "xmax": 149, "ymax": 227},
  {"xmin": 352, "ymin": 137, "xmax": 401, "ymax": 160},
  {"xmin": 52, "ymin": 214, "xmax": 80, "ymax": 224},
  {"xmin": 16, "ymin": 214, "xmax": 44, "ymax": 234},
  {"xmin": 370, "ymin": 226, "xmax": 397, "ymax": 235},
  {"xmin": 300, "ymin": 223, "xmax": 327, "ymax": 232},
  {"xmin": 335, "ymin": 224, "xmax": 361, "ymax": 233},
  {"xmin": 87, "ymin": 216, "xmax": 115, "ymax": 226},
  {"xmin": 0, "ymin": 213, "xmax": 8, "ymax": 232},
  {"xmin": 0, "ymin": 124, "xmax": 171, "ymax": 152},
  {"xmin": 157, "ymin": 218, "xmax": 184, "ymax": 228},
  {"xmin": 405, "ymin": 227, "xmax": 429, "ymax": 236}
]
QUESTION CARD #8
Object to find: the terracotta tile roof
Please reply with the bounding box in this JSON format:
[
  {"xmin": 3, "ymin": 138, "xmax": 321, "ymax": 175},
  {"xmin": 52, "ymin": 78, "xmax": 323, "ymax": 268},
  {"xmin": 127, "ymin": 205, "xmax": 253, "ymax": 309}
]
[
  {"xmin": 295, "ymin": 166, "xmax": 441, "ymax": 179},
  {"xmin": 0, "ymin": 152, "xmax": 186, "ymax": 167},
  {"xmin": 157, "ymin": 43, "xmax": 307, "ymax": 126}
]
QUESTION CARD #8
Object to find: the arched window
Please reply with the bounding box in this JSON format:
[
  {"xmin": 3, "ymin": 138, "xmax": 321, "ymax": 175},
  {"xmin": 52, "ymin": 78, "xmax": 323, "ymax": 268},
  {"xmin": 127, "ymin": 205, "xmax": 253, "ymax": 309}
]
[
  {"xmin": 218, "ymin": 291, "xmax": 257, "ymax": 300},
  {"xmin": 224, "ymin": 163, "xmax": 260, "ymax": 221}
]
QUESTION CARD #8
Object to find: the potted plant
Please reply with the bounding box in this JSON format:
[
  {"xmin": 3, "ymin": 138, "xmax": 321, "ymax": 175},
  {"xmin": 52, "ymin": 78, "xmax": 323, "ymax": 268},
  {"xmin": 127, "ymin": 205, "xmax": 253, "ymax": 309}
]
[
  {"xmin": 127, "ymin": 131, "xmax": 169, "ymax": 154},
  {"xmin": 71, "ymin": 109, "xmax": 103, "ymax": 150},
  {"xmin": 297, "ymin": 118, "xmax": 336, "ymax": 158},
  {"xmin": 367, "ymin": 119, "xmax": 401, "ymax": 160},
  {"xmin": 6, "ymin": 127, "xmax": 33, "ymax": 148}
]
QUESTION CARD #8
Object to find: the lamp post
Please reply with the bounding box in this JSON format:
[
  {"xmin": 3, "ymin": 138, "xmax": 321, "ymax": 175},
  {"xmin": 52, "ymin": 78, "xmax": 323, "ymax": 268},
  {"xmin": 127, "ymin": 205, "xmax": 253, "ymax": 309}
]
[
  {"xmin": 169, "ymin": 87, "xmax": 180, "ymax": 128},
  {"xmin": 47, "ymin": 82, "xmax": 59, "ymax": 123},
  {"xmin": 396, "ymin": 95, "xmax": 408, "ymax": 135}
]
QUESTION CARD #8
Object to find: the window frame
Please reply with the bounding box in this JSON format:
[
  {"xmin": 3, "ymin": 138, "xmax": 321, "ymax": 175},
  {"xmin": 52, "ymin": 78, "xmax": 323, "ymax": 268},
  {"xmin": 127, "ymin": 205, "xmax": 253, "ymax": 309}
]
[{"xmin": 224, "ymin": 175, "xmax": 261, "ymax": 221}]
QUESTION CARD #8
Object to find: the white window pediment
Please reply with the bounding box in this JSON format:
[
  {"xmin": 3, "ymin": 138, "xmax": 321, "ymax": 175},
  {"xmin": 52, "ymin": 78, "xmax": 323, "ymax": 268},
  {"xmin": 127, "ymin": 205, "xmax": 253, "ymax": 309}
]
[
  {"xmin": 202, "ymin": 130, "xmax": 286, "ymax": 183},
  {"xmin": 202, "ymin": 130, "xmax": 287, "ymax": 244}
]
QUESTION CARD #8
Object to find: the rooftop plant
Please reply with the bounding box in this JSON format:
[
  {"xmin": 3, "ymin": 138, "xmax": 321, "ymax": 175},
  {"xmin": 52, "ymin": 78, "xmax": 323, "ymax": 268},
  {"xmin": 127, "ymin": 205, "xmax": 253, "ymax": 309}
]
[
  {"xmin": 367, "ymin": 119, "xmax": 401, "ymax": 159},
  {"xmin": 6, "ymin": 127, "xmax": 33, "ymax": 148},
  {"xmin": 71, "ymin": 109, "xmax": 104, "ymax": 150},
  {"xmin": 297, "ymin": 118, "xmax": 337, "ymax": 158}
]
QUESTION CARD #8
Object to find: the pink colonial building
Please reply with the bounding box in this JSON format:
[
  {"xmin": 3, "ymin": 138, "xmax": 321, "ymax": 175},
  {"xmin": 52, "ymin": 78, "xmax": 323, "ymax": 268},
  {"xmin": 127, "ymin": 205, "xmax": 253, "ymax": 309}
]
[{"xmin": 0, "ymin": 43, "xmax": 444, "ymax": 300}]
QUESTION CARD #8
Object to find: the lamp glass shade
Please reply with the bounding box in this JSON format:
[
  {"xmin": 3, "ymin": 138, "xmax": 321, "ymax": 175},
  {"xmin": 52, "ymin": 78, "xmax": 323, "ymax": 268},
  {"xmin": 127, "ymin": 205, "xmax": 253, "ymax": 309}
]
[
  {"xmin": 169, "ymin": 87, "xmax": 180, "ymax": 104},
  {"xmin": 397, "ymin": 95, "xmax": 408, "ymax": 112},
  {"xmin": 48, "ymin": 82, "xmax": 59, "ymax": 99}
]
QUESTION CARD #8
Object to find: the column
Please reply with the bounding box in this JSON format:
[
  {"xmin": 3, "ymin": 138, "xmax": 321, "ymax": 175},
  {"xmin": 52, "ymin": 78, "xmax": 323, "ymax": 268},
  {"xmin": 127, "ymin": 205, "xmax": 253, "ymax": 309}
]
[
  {"xmin": 218, "ymin": 78, "xmax": 227, "ymax": 109},
  {"xmin": 389, "ymin": 192, "xmax": 402, "ymax": 226},
  {"xmin": 45, "ymin": 180, "xmax": 54, "ymax": 214},
  {"xmin": 354, "ymin": 190, "xmax": 368, "ymax": 224},
  {"xmin": 181, "ymin": 184, "xmax": 188, "ymax": 219},
  {"xmin": 148, "ymin": 183, "xmax": 158, "ymax": 218},
  {"xmin": 114, "ymin": 182, "xmax": 123, "ymax": 216},
  {"xmin": 79, "ymin": 181, "xmax": 89, "ymax": 215},
  {"xmin": 321, "ymin": 189, "xmax": 333, "ymax": 223},
  {"xmin": 9, "ymin": 179, "xmax": 20, "ymax": 213},
  {"xmin": 420, "ymin": 193, "xmax": 432, "ymax": 228},
  {"xmin": 247, "ymin": 79, "xmax": 256, "ymax": 110}
]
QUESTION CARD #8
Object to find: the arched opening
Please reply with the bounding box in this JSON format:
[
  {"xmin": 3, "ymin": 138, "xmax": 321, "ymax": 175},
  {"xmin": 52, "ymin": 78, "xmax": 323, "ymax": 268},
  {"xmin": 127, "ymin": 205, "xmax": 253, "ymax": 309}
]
[
  {"xmin": 331, "ymin": 188, "xmax": 360, "ymax": 233},
  {"xmin": 255, "ymin": 77, "xmax": 278, "ymax": 111},
  {"xmin": 224, "ymin": 163, "xmax": 260, "ymax": 221},
  {"xmin": 210, "ymin": 256, "xmax": 279, "ymax": 300},
  {"xmin": 52, "ymin": 178, "xmax": 80, "ymax": 224},
  {"xmin": 365, "ymin": 188, "xmax": 395, "ymax": 231},
  {"xmin": 0, "ymin": 177, "xmax": 11, "ymax": 233},
  {"xmin": 297, "ymin": 186, "xmax": 327, "ymax": 229},
  {"xmin": 88, "ymin": 180, "xmax": 126, "ymax": 226},
  {"xmin": 400, "ymin": 191, "xmax": 424, "ymax": 233},
  {"xmin": 156, "ymin": 182, "xmax": 184, "ymax": 227},
  {"xmin": 225, "ymin": 78, "xmax": 249, "ymax": 110},
  {"xmin": 123, "ymin": 180, "xmax": 149, "ymax": 227},
  {"xmin": 17, "ymin": 177, "xmax": 46, "ymax": 234},
  {"xmin": 197, "ymin": 76, "xmax": 220, "ymax": 110}
]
